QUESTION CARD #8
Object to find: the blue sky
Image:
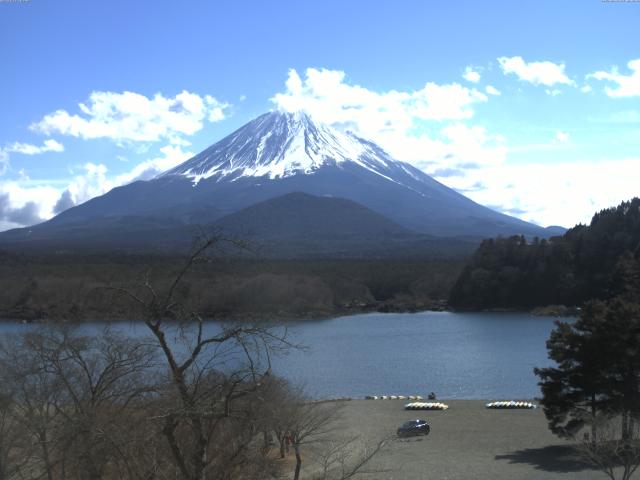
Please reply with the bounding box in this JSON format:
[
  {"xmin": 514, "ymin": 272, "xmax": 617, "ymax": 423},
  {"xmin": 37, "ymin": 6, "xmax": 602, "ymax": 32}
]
[{"xmin": 1, "ymin": 0, "xmax": 639, "ymax": 230}]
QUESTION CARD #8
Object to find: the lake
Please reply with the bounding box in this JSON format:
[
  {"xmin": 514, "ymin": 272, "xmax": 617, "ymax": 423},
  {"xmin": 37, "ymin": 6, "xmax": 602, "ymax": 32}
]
[
  {"xmin": 0, "ymin": 311, "xmax": 562, "ymax": 400},
  {"xmin": 273, "ymin": 311, "xmax": 560, "ymax": 400}
]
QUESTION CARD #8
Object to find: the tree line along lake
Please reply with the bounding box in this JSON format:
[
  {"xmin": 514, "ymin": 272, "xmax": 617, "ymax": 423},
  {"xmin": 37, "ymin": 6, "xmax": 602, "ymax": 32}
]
[{"xmin": 0, "ymin": 311, "xmax": 562, "ymax": 400}]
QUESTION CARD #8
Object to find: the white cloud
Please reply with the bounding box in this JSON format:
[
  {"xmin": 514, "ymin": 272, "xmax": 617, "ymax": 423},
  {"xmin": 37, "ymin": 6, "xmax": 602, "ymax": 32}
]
[
  {"xmin": 553, "ymin": 131, "xmax": 570, "ymax": 144},
  {"xmin": 581, "ymin": 85, "xmax": 592, "ymax": 94},
  {"xmin": 485, "ymin": 85, "xmax": 501, "ymax": 96},
  {"xmin": 50, "ymin": 144, "xmax": 194, "ymax": 216},
  {"xmin": 167, "ymin": 136, "xmax": 192, "ymax": 147},
  {"xmin": 116, "ymin": 145, "xmax": 193, "ymax": 185},
  {"xmin": 31, "ymin": 90, "xmax": 230, "ymax": 144},
  {"xmin": 587, "ymin": 59, "xmax": 640, "ymax": 97},
  {"xmin": 0, "ymin": 140, "xmax": 65, "ymax": 178},
  {"xmin": 272, "ymin": 68, "xmax": 487, "ymax": 130},
  {"xmin": 6, "ymin": 139, "xmax": 64, "ymax": 155},
  {"xmin": 440, "ymin": 158, "xmax": 640, "ymax": 227},
  {"xmin": 270, "ymin": 68, "xmax": 497, "ymax": 173},
  {"xmin": 0, "ymin": 142, "xmax": 194, "ymax": 224},
  {"xmin": 0, "ymin": 181, "xmax": 60, "ymax": 229},
  {"xmin": 0, "ymin": 150, "xmax": 8, "ymax": 176},
  {"xmin": 414, "ymin": 83, "xmax": 488, "ymax": 120},
  {"xmin": 462, "ymin": 66, "xmax": 481, "ymax": 83},
  {"xmin": 205, "ymin": 94, "xmax": 228, "ymax": 121},
  {"xmin": 435, "ymin": 123, "xmax": 507, "ymax": 168},
  {"xmin": 545, "ymin": 88, "xmax": 562, "ymax": 97},
  {"xmin": 498, "ymin": 56, "xmax": 573, "ymax": 87},
  {"xmin": 62, "ymin": 163, "xmax": 113, "ymax": 211},
  {"xmin": 0, "ymin": 155, "xmax": 160, "ymax": 225}
]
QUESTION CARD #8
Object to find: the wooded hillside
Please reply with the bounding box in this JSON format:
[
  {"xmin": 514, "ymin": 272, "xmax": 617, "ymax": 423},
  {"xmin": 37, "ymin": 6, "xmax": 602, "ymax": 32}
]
[{"xmin": 449, "ymin": 198, "xmax": 640, "ymax": 310}]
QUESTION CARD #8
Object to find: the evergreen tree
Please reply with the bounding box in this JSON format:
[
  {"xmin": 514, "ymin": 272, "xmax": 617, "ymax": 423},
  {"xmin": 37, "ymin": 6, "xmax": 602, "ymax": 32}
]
[
  {"xmin": 534, "ymin": 301, "xmax": 612, "ymax": 440},
  {"xmin": 535, "ymin": 298, "xmax": 640, "ymax": 478},
  {"xmin": 450, "ymin": 197, "xmax": 640, "ymax": 310}
]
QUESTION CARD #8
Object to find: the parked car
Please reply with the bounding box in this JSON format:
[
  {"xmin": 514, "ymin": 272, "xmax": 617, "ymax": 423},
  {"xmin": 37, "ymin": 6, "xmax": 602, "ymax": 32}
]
[{"xmin": 397, "ymin": 419, "xmax": 430, "ymax": 437}]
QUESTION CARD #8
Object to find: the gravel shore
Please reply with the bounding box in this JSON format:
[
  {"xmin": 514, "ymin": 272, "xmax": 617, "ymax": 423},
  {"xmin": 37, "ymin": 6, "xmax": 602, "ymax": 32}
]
[{"xmin": 307, "ymin": 399, "xmax": 608, "ymax": 480}]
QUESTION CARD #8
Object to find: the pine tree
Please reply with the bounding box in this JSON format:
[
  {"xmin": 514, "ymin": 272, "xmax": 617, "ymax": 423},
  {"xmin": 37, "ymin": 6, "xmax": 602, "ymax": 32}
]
[{"xmin": 535, "ymin": 298, "xmax": 640, "ymax": 479}]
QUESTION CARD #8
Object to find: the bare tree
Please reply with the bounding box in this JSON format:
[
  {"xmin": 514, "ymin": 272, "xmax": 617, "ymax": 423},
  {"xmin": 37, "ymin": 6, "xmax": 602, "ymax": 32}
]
[
  {"xmin": 272, "ymin": 391, "xmax": 389, "ymax": 480},
  {"xmin": 579, "ymin": 414, "xmax": 640, "ymax": 480},
  {"xmin": 0, "ymin": 326, "xmax": 159, "ymax": 480},
  {"xmin": 288, "ymin": 399, "xmax": 345, "ymax": 480},
  {"xmin": 0, "ymin": 336, "xmax": 64, "ymax": 480},
  {"xmin": 0, "ymin": 388, "xmax": 36, "ymax": 480},
  {"xmin": 113, "ymin": 235, "xmax": 294, "ymax": 480},
  {"xmin": 0, "ymin": 235, "xmax": 387, "ymax": 480},
  {"xmin": 312, "ymin": 435, "xmax": 390, "ymax": 480},
  {"xmin": 257, "ymin": 376, "xmax": 297, "ymax": 459},
  {"xmin": 33, "ymin": 328, "xmax": 157, "ymax": 479}
]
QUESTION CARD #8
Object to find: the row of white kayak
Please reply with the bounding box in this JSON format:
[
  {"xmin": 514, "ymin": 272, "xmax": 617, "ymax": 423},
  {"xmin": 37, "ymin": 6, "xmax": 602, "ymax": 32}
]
[
  {"xmin": 405, "ymin": 402, "xmax": 449, "ymax": 410},
  {"xmin": 363, "ymin": 396, "xmax": 537, "ymax": 410},
  {"xmin": 486, "ymin": 401, "xmax": 537, "ymax": 409},
  {"xmin": 364, "ymin": 395, "xmax": 424, "ymax": 400}
]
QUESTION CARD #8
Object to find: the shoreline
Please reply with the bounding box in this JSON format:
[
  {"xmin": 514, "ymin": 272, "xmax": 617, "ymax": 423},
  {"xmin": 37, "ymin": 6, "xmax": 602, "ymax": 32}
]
[{"xmin": 0, "ymin": 302, "xmax": 577, "ymax": 324}]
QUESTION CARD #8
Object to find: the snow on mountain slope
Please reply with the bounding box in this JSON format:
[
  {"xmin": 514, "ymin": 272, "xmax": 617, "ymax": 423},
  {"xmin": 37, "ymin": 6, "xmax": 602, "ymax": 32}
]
[{"xmin": 162, "ymin": 111, "xmax": 399, "ymax": 184}]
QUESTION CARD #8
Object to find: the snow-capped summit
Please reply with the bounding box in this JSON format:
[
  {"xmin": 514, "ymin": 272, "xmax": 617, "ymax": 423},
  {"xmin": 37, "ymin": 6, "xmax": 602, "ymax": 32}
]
[{"xmin": 162, "ymin": 110, "xmax": 397, "ymax": 183}]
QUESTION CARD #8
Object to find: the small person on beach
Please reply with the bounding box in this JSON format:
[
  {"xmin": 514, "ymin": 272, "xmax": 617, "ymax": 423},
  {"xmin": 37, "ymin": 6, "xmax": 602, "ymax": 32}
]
[{"xmin": 428, "ymin": 392, "xmax": 436, "ymax": 400}]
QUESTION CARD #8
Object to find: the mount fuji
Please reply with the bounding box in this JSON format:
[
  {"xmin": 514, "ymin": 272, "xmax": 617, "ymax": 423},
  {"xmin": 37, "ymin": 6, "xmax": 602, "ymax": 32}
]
[{"xmin": 0, "ymin": 111, "xmax": 556, "ymax": 255}]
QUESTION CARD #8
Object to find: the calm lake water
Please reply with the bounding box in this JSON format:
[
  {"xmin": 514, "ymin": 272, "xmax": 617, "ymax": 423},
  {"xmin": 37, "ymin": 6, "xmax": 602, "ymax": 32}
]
[
  {"xmin": 0, "ymin": 311, "xmax": 562, "ymax": 400},
  {"xmin": 272, "ymin": 311, "xmax": 560, "ymax": 400}
]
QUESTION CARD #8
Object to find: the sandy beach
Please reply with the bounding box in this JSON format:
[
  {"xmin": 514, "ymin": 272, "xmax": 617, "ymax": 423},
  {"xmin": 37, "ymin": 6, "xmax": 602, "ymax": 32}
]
[{"xmin": 304, "ymin": 399, "xmax": 609, "ymax": 480}]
